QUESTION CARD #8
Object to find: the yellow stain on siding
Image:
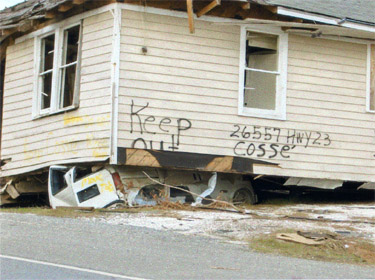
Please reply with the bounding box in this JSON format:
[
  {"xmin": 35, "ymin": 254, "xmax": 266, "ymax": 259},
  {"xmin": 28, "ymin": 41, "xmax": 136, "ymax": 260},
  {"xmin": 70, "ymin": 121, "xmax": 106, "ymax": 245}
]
[
  {"xmin": 92, "ymin": 149, "xmax": 108, "ymax": 157},
  {"xmin": 63, "ymin": 114, "xmax": 111, "ymax": 127},
  {"xmin": 63, "ymin": 115, "xmax": 84, "ymax": 125}
]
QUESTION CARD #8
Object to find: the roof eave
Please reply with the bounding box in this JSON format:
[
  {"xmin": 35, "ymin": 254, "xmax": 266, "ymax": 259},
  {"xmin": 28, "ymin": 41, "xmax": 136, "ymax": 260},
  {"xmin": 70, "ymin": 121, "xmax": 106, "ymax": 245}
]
[{"xmin": 277, "ymin": 6, "xmax": 375, "ymax": 33}]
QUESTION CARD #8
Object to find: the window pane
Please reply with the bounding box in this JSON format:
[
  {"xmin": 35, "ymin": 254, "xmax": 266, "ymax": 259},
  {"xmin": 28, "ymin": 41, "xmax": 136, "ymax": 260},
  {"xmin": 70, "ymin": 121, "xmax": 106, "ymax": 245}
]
[
  {"xmin": 39, "ymin": 34, "xmax": 54, "ymax": 111},
  {"xmin": 41, "ymin": 72, "xmax": 52, "ymax": 109},
  {"xmin": 41, "ymin": 34, "xmax": 55, "ymax": 71},
  {"xmin": 60, "ymin": 25, "xmax": 80, "ymax": 109},
  {"xmin": 60, "ymin": 65, "xmax": 76, "ymax": 108},
  {"xmin": 244, "ymin": 70, "xmax": 276, "ymax": 110},
  {"xmin": 247, "ymin": 31, "xmax": 278, "ymax": 72},
  {"xmin": 77, "ymin": 184, "xmax": 100, "ymax": 203},
  {"xmin": 64, "ymin": 25, "xmax": 80, "ymax": 65}
]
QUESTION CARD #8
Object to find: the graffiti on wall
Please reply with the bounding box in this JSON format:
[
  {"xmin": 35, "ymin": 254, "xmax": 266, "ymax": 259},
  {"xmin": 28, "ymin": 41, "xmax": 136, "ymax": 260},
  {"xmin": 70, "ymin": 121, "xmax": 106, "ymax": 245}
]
[
  {"xmin": 130, "ymin": 100, "xmax": 192, "ymax": 151},
  {"xmin": 129, "ymin": 100, "xmax": 337, "ymax": 160},
  {"xmin": 230, "ymin": 124, "xmax": 331, "ymax": 159}
]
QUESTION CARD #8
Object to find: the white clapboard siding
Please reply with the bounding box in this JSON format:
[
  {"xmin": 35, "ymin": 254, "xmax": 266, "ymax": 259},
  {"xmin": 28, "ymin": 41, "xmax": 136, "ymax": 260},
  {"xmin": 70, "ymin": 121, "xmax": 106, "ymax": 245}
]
[
  {"xmin": 118, "ymin": 120, "xmax": 375, "ymax": 153},
  {"xmin": 0, "ymin": 12, "xmax": 114, "ymax": 177},
  {"xmin": 118, "ymin": 100, "xmax": 373, "ymax": 129},
  {"xmin": 118, "ymin": 11, "xmax": 375, "ymax": 182}
]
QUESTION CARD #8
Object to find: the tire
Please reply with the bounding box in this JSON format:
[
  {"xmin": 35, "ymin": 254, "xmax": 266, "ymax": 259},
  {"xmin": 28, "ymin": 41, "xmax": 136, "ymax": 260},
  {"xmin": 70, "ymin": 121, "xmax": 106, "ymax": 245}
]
[
  {"xmin": 232, "ymin": 188, "xmax": 257, "ymax": 205},
  {"xmin": 104, "ymin": 199, "xmax": 125, "ymax": 209}
]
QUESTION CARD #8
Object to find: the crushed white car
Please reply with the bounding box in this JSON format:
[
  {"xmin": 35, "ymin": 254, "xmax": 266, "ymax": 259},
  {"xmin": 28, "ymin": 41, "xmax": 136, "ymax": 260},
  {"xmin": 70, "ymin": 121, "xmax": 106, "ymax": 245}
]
[
  {"xmin": 48, "ymin": 166, "xmax": 124, "ymax": 209},
  {"xmin": 48, "ymin": 165, "xmax": 258, "ymax": 208}
]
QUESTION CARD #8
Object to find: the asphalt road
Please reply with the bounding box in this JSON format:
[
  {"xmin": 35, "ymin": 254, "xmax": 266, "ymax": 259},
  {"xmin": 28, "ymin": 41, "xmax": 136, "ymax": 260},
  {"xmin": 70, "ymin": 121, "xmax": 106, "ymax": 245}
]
[{"xmin": 1, "ymin": 212, "xmax": 375, "ymax": 279}]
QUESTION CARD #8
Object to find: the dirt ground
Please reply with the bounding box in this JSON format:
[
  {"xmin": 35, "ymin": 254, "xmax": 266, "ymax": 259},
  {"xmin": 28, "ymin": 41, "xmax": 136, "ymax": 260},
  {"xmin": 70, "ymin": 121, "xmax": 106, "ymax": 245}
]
[
  {"xmin": 2, "ymin": 194, "xmax": 375, "ymax": 265},
  {"xmin": 79, "ymin": 202, "xmax": 375, "ymax": 265}
]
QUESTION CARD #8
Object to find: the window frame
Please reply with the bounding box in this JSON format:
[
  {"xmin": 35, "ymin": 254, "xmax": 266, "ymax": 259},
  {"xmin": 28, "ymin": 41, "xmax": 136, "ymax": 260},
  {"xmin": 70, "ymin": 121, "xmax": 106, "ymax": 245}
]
[
  {"xmin": 366, "ymin": 43, "xmax": 375, "ymax": 113},
  {"xmin": 238, "ymin": 25, "xmax": 288, "ymax": 120},
  {"xmin": 33, "ymin": 21, "xmax": 82, "ymax": 119}
]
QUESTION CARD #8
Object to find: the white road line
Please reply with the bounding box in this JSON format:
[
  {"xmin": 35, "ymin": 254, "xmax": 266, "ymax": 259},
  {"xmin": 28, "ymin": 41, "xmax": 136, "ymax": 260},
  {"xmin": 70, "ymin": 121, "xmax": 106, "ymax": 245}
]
[{"xmin": 0, "ymin": 255, "xmax": 151, "ymax": 280}]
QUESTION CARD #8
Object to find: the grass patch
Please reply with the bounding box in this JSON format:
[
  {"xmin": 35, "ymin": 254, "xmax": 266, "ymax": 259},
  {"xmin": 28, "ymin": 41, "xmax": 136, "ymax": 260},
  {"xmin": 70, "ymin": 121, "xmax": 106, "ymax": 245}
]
[{"xmin": 249, "ymin": 233, "xmax": 375, "ymax": 266}]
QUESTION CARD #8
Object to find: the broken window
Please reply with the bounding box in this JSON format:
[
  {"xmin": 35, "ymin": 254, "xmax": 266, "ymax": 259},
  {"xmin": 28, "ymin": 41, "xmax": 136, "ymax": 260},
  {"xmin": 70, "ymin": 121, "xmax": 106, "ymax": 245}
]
[
  {"xmin": 367, "ymin": 44, "xmax": 375, "ymax": 112},
  {"xmin": 35, "ymin": 23, "xmax": 82, "ymax": 117},
  {"xmin": 60, "ymin": 25, "xmax": 80, "ymax": 109},
  {"xmin": 77, "ymin": 184, "xmax": 101, "ymax": 203},
  {"xmin": 239, "ymin": 28, "xmax": 288, "ymax": 120},
  {"xmin": 39, "ymin": 34, "xmax": 55, "ymax": 110},
  {"xmin": 50, "ymin": 169, "xmax": 68, "ymax": 195}
]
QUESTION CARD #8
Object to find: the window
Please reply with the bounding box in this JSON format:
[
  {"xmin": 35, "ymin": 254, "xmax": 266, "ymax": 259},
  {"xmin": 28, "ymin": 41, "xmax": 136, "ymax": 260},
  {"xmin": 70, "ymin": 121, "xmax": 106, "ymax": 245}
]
[
  {"xmin": 34, "ymin": 23, "xmax": 82, "ymax": 117},
  {"xmin": 238, "ymin": 27, "xmax": 288, "ymax": 120},
  {"xmin": 367, "ymin": 44, "xmax": 375, "ymax": 112}
]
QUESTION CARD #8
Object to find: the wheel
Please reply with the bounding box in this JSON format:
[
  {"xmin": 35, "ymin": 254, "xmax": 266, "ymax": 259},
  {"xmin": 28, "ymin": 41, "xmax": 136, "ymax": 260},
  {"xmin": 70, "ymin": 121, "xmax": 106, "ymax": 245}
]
[
  {"xmin": 104, "ymin": 199, "xmax": 125, "ymax": 209},
  {"xmin": 232, "ymin": 188, "xmax": 257, "ymax": 205}
]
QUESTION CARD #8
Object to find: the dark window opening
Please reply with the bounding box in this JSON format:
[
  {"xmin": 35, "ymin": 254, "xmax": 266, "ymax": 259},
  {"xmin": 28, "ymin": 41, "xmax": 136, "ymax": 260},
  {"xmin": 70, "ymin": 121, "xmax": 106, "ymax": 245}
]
[
  {"xmin": 60, "ymin": 25, "xmax": 80, "ymax": 109},
  {"xmin": 51, "ymin": 170, "xmax": 68, "ymax": 195},
  {"xmin": 40, "ymin": 34, "xmax": 55, "ymax": 110},
  {"xmin": 77, "ymin": 184, "xmax": 100, "ymax": 203}
]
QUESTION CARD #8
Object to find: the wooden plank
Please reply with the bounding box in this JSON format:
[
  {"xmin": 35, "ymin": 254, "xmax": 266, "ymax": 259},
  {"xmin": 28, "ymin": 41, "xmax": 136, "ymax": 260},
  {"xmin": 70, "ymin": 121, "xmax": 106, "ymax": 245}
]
[
  {"xmin": 289, "ymin": 40, "xmax": 366, "ymax": 60},
  {"xmin": 73, "ymin": 0, "xmax": 86, "ymax": 5},
  {"xmin": 2, "ymin": 131, "xmax": 110, "ymax": 155},
  {"xmin": 121, "ymin": 62, "xmax": 238, "ymax": 82},
  {"xmin": 288, "ymin": 50, "xmax": 366, "ymax": 67},
  {"xmin": 118, "ymin": 142, "xmax": 374, "ymax": 170},
  {"xmin": 117, "ymin": 148, "xmax": 273, "ymax": 173},
  {"xmin": 288, "ymin": 66, "xmax": 366, "ymax": 83},
  {"xmin": 186, "ymin": 0, "xmax": 195, "ymax": 34},
  {"xmin": 119, "ymin": 79, "xmax": 236, "ymax": 99},
  {"xmin": 82, "ymin": 19, "xmax": 113, "ymax": 34},
  {"xmin": 58, "ymin": 3, "xmax": 74, "ymax": 12},
  {"xmin": 115, "ymin": 102, "xmax": 373, "ymax": 129},
  {"xmin": 2, "ymin": 104, "xmax": 111, "ymax": 125},
  {"xmin": 45, "ymin": 11, "xmax": 57, "ymax": 19},
  {"xmin": 121, "ymin": 35, "xmax": 239, "ymax": 58},
  {"xmin": 197, "ymin": 0, "xmax": 221, "ymax": 18},
  {"xmin": 121, "ymin": 52, "xmax": 238, "ymax": 74},
  {"xmin": 263, "ymin": 5, "xmax": 277, "ymax": 13},
  {"xmin": 1, "ymin": 149, "xmax": 110, "ymax": 174},
  {"xmin": 80, "ymin": 71, "xmax": 111, "ymax": 84},
  {"xmin": 120, "ymin": 70, "xmax": 237, "ymax": 91},
  {"xmin": 116, "ymin": 95, "xmax": 373, "ymax": 123},
  {"xmin": 83, "ymin": 11, "xmax": 113, "ymax": 25},
  {"xmin": 288, "ymin": 58, "xmax": 365, "ymax": 75},
  {"xmin": 289, "ymin": 34, "xmax": 367, "ymax": 52},
  {"xmin": 241, "ymin": 2, "xmax": 251, "ymax": 9},
  {"xmin": 122, "ymin": 9, "xmax": 239, "ymax": 33},
  {"xmin": 116, "ymin": 107, "xmax": 374, "ymax": 137},
  {"xmin": 82, "ymin": 29, "xmax": 114, "ymax": 44},
  {"xmin": 117, "ymin": 133, "xmax": 375, "ymax": 158},
  {"xmin": 117, "ymin": 139, "xmax": 374, "ymax": 167},
  {"xmin": 0, "ymin": 155, "xmax": 109, "ymax": 178},
  {"xmin": 2, "ymin": 112, "xmax": 111, "ymax": 137},
  {"xmin": 120, "ymin": 45, "xmax": 239, "ymax": 66},
  {"xmin": 121, "ymin": 27, "xmax": 239, "ymax": 50},
  {"xmin": 121, "ymin": 18, "xmax": 240, "ymax": 42},
  {"xmin": 288, "ymin": 81, "xmax": 365, "ymax": 98},
  {"xmin": 287, "ymin": 73, "xmax": 365, "ymax": 90}
]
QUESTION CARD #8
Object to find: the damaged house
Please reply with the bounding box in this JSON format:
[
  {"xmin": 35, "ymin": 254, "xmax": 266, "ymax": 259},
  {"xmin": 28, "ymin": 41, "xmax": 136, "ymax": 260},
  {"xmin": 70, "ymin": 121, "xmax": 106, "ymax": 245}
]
[{"xmin": 0, "ymin": 0, "xmax": 374, "ymax": 206}]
